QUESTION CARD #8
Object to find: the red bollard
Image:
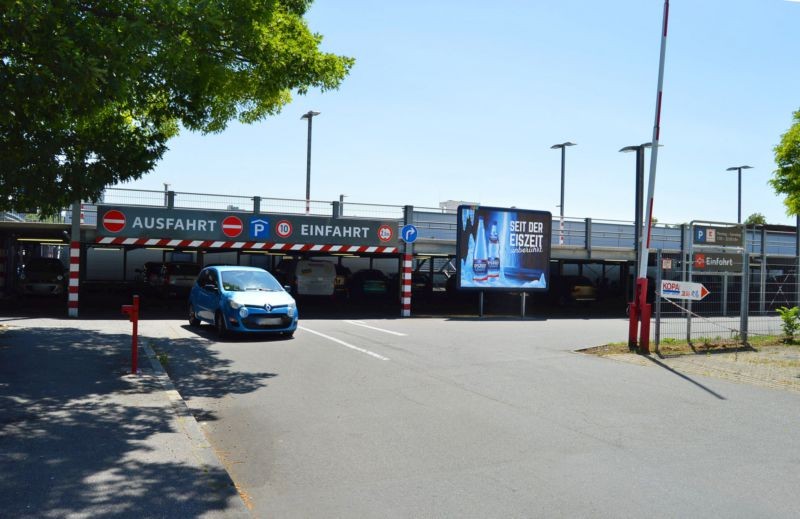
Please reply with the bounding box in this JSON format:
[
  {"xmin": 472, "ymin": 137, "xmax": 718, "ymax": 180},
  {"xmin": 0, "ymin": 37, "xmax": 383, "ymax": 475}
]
[{"xmin": 122, "ymin": 295, "xmax": 140, "ymax": 374}]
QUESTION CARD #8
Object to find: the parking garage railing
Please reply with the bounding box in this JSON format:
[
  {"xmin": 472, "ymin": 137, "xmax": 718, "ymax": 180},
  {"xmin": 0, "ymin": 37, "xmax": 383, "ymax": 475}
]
[{"xmin": 2, "ymin": 187, "xmax": 797, "ymax": 256}]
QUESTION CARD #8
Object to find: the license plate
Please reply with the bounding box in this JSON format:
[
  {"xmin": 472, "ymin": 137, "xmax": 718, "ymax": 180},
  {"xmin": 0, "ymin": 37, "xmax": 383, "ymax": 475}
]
[{"xmin": 256, "ymin": 317, "xmax": 282, "ymax": 325}]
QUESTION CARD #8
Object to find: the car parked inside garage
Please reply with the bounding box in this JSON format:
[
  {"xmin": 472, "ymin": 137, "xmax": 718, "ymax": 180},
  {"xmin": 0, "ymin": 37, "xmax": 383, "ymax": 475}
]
[{"xmin": 15, "ymin": 257, "xmax": 67, "ymax": 297}]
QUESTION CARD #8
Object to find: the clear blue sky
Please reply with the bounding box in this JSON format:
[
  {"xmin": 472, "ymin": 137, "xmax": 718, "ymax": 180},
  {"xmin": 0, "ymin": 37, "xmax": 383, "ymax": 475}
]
[{"xmin": 124, "ymin": 0, "xmax": 800, "ymax": 226}]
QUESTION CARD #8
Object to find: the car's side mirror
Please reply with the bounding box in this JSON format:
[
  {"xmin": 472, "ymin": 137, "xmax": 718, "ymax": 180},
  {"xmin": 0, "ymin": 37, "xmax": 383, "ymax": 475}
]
[{"xmin": 283, "ymin": 285, "xmax": 292, "ymax": 292}]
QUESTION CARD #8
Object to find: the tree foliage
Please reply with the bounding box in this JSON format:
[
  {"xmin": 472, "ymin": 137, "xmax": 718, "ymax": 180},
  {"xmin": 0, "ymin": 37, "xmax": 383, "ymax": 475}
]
[
  {"xmin": 771, "ymin": 109, "xmax": 800, "ymax": 217},
  {"xmin": 744, "ymin": 212, "xmax": 766, "ymax": 225},
  {"xmin": 0, "ymin": 0, "xmax": 353, "ymax": 214}
]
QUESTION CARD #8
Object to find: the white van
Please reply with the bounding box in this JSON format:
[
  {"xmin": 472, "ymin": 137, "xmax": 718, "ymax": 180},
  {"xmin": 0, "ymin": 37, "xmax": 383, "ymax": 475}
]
[{"xmin": 277, "ymin": 259, "xmax": 336, "ymax": 296}]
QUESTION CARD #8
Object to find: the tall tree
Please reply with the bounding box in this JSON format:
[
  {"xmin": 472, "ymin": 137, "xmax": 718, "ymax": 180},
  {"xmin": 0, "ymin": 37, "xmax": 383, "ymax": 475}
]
[
  {"xmin": 0, "ymin": 0, "xmax": 353, "ymax": 214},
  {"xmin": 744, "ymin": 213, "xmax": 767, "ymax": 225},
  {"xmin": 771, "ymin": 109, "xmax": 800, "ymax": 216}
]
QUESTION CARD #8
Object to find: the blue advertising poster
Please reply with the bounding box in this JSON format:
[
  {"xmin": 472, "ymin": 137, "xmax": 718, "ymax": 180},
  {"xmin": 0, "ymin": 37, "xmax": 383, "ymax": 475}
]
[{"xmin": 456, "ymin": 205, "xmax": 552, "ymax": 291}]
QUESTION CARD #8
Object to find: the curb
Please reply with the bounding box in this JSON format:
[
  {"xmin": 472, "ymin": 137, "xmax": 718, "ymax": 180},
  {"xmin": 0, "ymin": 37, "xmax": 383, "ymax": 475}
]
[{"xmin": 141, "ymin": 342, "xmax": 251, "ymax": 518}]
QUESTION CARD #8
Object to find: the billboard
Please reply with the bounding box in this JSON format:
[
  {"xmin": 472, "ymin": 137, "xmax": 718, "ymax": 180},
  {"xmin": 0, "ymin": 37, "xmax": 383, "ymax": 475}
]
[{"xmin": 456, "ymin": 205, "xmax": 552, "ymax": 291}]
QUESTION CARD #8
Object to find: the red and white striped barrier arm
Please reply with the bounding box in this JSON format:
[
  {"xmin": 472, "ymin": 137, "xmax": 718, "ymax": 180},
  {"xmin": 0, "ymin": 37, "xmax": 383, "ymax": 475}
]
[{"xmin": 95, "ymin": 237, "xmax": 398, "ymax": 254}]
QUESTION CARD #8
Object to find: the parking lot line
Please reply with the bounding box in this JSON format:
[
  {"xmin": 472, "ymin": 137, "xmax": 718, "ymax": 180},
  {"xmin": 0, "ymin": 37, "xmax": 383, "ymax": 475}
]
[
  {"xmin": 344, "ymin": 320, "xmax": 407, "ymax": 336},
  {"xmin": 299, "ymin": 326, "xmax": 390, "ymax": 361}
]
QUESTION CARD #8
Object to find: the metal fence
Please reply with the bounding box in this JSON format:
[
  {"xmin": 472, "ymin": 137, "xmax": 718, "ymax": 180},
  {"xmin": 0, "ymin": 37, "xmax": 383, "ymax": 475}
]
[
  {"xmin": 654, "ymin": 250, "xmax": 794, "ymax": 345},
  {"xmin": 2, "ymin": 187, "xmax": 799, "ymax": 259}
]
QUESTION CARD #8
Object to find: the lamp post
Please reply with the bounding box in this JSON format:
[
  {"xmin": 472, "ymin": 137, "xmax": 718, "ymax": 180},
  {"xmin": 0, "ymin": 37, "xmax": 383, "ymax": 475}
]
[
  {"xmin": 550, "ymin": 142, "xmax": 576, "ymax": 245},
  {"xmin": 620, "ymin": 143, "xmax": 653, "ymax": 300},
  {"xmin": 301, "ymin": 110, "xmax": 321, "ymax": 214},
  {"xmin": 726, "ymin": 165, "xmax": 753, "ymax": 224}
]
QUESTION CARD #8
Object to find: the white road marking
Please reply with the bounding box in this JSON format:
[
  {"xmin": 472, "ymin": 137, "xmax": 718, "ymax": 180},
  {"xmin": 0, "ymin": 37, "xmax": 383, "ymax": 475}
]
[
  {"xmin": 344, "ymin": 320, "xmax": 407, "ymax": 336},
  {"xmin": 299, "ymin": 326, "xmax": 390, "ymax": 361}
]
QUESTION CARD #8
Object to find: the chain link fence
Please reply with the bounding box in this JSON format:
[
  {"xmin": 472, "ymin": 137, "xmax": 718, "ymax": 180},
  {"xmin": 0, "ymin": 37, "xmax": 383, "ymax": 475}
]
[{"xmin": 654, "ymin": 250, "xmax": 795, "ymax": 345}]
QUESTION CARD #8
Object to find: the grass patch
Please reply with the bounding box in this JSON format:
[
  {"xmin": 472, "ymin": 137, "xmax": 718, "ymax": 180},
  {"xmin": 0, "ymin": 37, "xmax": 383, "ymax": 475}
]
[{"xmin": 582, "ymin": 334, "xmax": 795, "ymax": 357}]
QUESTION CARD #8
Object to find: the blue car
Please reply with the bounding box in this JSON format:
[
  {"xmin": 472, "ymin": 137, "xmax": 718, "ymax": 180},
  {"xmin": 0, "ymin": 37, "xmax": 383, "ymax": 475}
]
[{"xmin": 189, "ymin": 266, "xmax": 298, "ymax": 338}]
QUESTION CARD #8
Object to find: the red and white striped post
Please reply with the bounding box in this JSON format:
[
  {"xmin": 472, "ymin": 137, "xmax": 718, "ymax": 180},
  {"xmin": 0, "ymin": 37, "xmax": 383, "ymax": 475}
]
[
  {"xmin": 401, "ymin": 254, "xmax": 412, "ymax": 317},
  {"xmin": 68, "ymin": 241, "xmax": 80, "ymax": 317}
]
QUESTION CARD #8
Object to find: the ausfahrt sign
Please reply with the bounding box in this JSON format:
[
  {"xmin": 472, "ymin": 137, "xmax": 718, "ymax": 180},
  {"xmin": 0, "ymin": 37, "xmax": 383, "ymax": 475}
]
[{"xmin": 96, "ymin": 206, "xmax": 399, "ymax": 247}]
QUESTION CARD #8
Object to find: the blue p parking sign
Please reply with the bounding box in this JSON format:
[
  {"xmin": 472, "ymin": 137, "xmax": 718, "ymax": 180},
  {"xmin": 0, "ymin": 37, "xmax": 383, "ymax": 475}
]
[
  {"xmin": 250, "ymin": 218, "xmax": 270, "ymax": 239},
  {"xmin": 401, "ymin": 224, "xmax": 418, "ymax": 243}
]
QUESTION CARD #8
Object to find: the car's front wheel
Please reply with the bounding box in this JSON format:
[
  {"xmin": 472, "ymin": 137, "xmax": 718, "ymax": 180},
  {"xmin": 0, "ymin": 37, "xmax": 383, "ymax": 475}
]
[
  {"xmin": 215, "ymin": 311, "xmax": 228, "ymax": 338},
  {"xmin": 188, "ymin": 304, "xmax": 200, "ymax": 327}
]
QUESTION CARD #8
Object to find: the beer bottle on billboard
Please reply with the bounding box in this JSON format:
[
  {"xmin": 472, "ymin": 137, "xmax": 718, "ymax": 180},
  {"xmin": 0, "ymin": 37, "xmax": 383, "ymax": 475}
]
[
  {"xmin": 487, "ymin": 221, "xmax": 500, "ymax": 281},
  {"xmin": 472, "ymin": 217, "xmax": 489, "ymax": 283}
]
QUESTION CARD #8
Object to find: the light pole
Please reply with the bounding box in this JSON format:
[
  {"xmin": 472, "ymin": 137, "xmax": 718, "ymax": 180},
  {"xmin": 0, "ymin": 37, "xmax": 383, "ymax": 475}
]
[
  {"xmin": 620, "ymin": 143, "xmax": 652, "ymax": 300},
  {"xmin": 726, "ymin": 165, "xmax": 753, "ymax": 223},
  {"xmin": 550, "ymin": 142, "xmax": 576, "ymax": 245},
  {"xmin": 301, "ymin": 110, "xmax": 321, "ymax": 214}
]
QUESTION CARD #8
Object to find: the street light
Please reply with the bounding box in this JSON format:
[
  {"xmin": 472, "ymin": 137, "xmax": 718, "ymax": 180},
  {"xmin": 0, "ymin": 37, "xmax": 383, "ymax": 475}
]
[
  {"xmin": 550, "ymin": 142, "xmax": 576, "ymax": 245},
  {"xmin": 726, "ymin": 165, "xmax": 753, "ymax": 223},
  {"xmin": 301, "ymin": 110, "xmax": 321, "ymax": 214},
  {"xmin": 620, "ymin": 143, "xmax": 653, "ymax": 302}
]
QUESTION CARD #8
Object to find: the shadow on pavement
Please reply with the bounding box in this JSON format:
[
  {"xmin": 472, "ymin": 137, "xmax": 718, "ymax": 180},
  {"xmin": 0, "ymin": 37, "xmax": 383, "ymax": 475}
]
[
  {"xmin": 149, "ymin": 327, "xmax": 278, "ymax": 402},
  {"xmin": 0, "ymin": 325, "xmax": 259, "ymax": 518}
]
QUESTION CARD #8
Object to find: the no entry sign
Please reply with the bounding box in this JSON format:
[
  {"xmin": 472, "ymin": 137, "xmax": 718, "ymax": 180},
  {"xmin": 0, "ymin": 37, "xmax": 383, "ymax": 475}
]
[
  {"xmin": 102, "ymin": 210, "xmax": 126, "ymax": 233},
  {"xmin": 221, "ymin": 216, "xmax": 243, "ymax": 238}
]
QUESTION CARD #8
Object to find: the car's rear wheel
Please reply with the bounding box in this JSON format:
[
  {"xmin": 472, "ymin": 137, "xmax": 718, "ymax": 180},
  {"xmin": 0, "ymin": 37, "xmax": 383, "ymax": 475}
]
[
  {"xmin": 283, "ymin": 331, "xmax": 295, "ymax": 339},
  {"xmin": 188, "ymin": 304, "xmax": 200, "ymax": 327},
  {"xmin": 215, "ymin": 311, "xmax": 227, "ymax": 338}
]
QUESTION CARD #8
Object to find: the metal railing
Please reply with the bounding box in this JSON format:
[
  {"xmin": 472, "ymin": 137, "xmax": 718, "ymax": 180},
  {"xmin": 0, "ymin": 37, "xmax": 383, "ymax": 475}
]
[{"xmin": 1, "ymin": 187, "xmax": 797, "ymax": 257}]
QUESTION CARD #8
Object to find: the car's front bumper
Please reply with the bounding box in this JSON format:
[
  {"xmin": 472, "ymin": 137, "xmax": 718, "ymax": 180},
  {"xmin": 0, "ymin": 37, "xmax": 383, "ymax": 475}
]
[{"xmin": 224, "ymin": 307, "xmax": 298, "ymax": 333}]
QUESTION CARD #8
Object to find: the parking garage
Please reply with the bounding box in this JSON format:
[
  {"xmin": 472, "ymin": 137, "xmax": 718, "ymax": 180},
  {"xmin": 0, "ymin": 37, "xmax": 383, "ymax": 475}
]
[{"xmin": 1, "ymin": 187, "xmax": 798, "ymax": 319}]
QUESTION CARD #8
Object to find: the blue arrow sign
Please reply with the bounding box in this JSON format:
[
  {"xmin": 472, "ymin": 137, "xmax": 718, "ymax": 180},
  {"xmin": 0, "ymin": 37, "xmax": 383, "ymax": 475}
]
[{"xmin": 401, "ymin": 224, "xmax": 418, "ymax": 243}]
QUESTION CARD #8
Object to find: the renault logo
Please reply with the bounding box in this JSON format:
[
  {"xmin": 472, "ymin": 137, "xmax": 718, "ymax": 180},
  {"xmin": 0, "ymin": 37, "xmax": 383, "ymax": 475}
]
[{"xmin": 264, "ymin": 304, "xmax": 272, "ymax": 312}]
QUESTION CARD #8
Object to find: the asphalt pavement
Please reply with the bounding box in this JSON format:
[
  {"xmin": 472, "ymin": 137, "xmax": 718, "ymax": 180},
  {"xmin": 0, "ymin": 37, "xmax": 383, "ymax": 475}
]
[
  {"xmin": 0, "ymin": 315, "xmax": 250, "ymax": 519},
  {"xmin": 3, "ymin": 309, "xmax": 800, "ymax": 519}
]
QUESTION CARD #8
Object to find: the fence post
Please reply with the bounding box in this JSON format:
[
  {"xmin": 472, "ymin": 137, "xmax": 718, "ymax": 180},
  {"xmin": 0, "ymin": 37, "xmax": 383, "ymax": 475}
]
[
  {"xmin": 740, "ymin": 254, "xmax": 749, "ymax": 344},
  {"xmin": 655, "ymin": 249, "xmax": 662, "ymax": 351},
  {"xmin": 796, "ymin": 214, "xmax": 800, "ymax": 307},
  {"xmin": 687, "ymin": 244, "xmax": 693, "ymax": 343},
  {"xmin": 722, "ymin": 272, "xmax": 729, "ymax": 317},
  {"xmin": 253, "ymin": 196, "xmax": 261, "ymax": 214},
  {"xmin": 760, "ymin": 226, "xmax": 767, "ymax": 314}
]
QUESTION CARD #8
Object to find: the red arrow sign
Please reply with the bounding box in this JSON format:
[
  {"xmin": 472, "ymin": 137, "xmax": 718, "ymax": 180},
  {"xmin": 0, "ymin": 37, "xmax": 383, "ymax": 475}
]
[{"xmin": 700, "ymin": 286, "xmax": 709, "ymax": 300}]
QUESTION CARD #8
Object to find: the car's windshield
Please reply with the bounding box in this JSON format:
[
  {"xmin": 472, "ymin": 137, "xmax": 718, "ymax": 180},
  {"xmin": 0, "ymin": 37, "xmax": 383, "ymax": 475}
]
[{"xmin": 221, "ymin": 270, "xmax": 284, "ymax": 292}]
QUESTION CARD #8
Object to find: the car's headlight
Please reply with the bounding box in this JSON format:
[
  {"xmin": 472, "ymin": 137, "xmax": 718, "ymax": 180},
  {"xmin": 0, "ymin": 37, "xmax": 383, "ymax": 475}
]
[
  {"xmin": 287, "ymin": 302, "xmax": 296, "ymax": 318},
  {"xmin": 229, "ymin": 299, "xmax": 242, "ymax": 310}
]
